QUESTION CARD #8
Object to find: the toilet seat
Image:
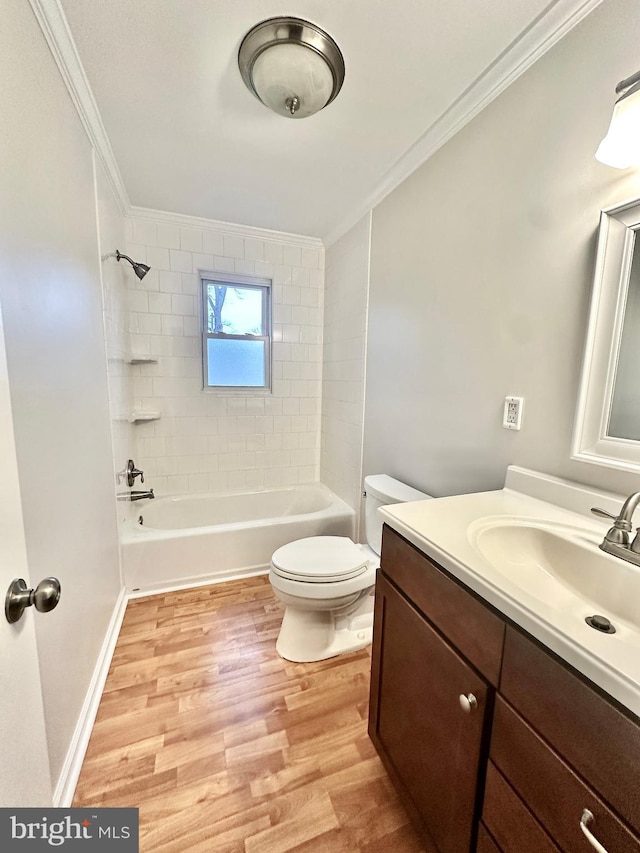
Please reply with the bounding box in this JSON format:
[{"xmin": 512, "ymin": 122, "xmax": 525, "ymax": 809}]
[{"xmin": 271, "ymin": 536, "xmax": 369, "ymax": 583}]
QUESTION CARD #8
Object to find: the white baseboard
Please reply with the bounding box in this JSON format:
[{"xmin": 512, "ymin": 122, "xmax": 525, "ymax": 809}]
[{"xmin": 53, "ymin": 587, "xmax": 128, "ymax": 807}]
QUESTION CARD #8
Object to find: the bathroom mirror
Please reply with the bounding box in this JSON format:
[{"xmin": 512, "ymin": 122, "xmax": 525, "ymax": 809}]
[{"xmin": 572, "ymin": 196, "xmax": 640, "ymax": 472}]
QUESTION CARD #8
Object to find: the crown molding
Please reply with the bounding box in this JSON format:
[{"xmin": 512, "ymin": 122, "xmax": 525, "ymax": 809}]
[
  {"xmin": 28, "ymin": 0, "xmax": 130, "ymax": 215},
  {"xmin": 129, "ymin": 206, "xmax": 324, "ymax": 249},
  {"xmin": 324, "ymin": 0, "xmax": 605, "ymax": 246}
]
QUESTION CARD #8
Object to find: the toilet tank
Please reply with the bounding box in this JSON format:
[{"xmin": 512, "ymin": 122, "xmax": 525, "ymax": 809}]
[{"xmin": 364, "ymin": 474, "xmax": 431, "ymax": 556}]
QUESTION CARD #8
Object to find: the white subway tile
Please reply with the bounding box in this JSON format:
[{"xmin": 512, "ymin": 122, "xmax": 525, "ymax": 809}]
[
  {"xmin": 128, "ymin": 291, "xmax": 149, "ymax": 313},
  {"xmin": 202, "ymin": 230, "xmax": 224, "ymax": 255},
  {"xmin": 274, "ymin": 265, "xmax": 292, "ymax": 285},
  {"xmin": 159, "ymin": 270, "xmax": 182, "ymax": 293},
  {"xmin": 283, "ymin": 245, "xmax": 302, "ymax": 267},
  {"xmin": 234, "ymin": 259, "xmax": 255, "ymax": 276},
  {"xmin": 301, "ymin": 247, "xmax": 320, "ymax": 269},
  {"xmin": 156, "ymin": 223, "xmax": 181, "ymax": 249},
  {"xmin": 171, "ymin": 294, "xmax": 195, "ymax": 316},
  {"xmin": 146, "ymin": 246, "xmax": 171, "ymax": 271},
  {"xmin": 148, "ymin": 292, "xmax": 172, "ymax": 314},
  {"xmin": 132, "ymin": 219, "xmax": 157, "ymax": 246},
  {"xmin": 192, "ymin": 253, "xmax": 214, "ymax": 273},
  {"xmin": 292, "ymin": 267, "xmax": 310, "ymax": 288},
  {"xmin": 181, "ymin": 273, "xmax": 200, "ymax": 295},
  {"xmin": 213, "ymin": 256, "xmax": 235, "ymax": 273},
  {"xmin": 138, "ymin": 313, "xmax": 162, "ymax": 335},
  {"xmin": 161, "ymin": 315, "xmax": 184, "ymax": 336},
  {"xmin": 264, "ymin": 242, "xmax": 283, "ymax": 265},
  {"xmin": 244, "ymin": 238, "xmax": 264, "ymax": 261},
  {"xmin": 254, "ymin": 261, "xmax": 275, "ymax": 279},
  {"xmin": 180, "ymin": 227, "xmax": 203, "ymax": 253},
  {"xmin": 170, "ymin": 249, "xmax": 193, "ymax": 273},
  {"xmin": 223, "ymin": 234, "xmax": 244, "ymax": 259}
]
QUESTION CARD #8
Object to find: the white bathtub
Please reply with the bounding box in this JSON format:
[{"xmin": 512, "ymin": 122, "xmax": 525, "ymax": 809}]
[{"xmin": 121, "ymin": 483, "xmax": 355, "ymax": 594}]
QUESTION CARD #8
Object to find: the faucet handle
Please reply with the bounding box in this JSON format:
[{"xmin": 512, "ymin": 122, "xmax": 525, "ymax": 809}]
[
  {"xmin": 591, "ymin": 507, "xmax": 617, "ymax": 520},
  {"xmin": 126, "ymin": 459, "xmax": 144, "ymax": 487}
]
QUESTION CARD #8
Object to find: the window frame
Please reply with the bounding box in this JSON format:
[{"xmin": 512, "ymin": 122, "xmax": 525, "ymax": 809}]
[{"xmin": 200, "ymin": 271, "xmax": 272, "ymax": 392}]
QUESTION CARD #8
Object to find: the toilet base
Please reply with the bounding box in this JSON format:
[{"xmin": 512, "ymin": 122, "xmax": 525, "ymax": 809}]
[{"xmin": 275, "ymin": 590, "xmax": 375, "ymax": 663}]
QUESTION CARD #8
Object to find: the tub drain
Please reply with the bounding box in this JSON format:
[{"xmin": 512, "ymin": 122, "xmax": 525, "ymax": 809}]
[{"xmin": 585, "ymin": 614, "xmax": 616, "ymax": 634}]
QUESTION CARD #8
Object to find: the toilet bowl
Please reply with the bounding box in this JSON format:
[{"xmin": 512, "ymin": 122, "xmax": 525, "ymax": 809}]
[{"xmin": 269, "ymin": 475, "xmax": 430, "ymax": 662}]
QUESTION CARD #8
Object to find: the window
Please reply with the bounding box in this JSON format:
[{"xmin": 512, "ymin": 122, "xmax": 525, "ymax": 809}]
[{"xmin": 202, "ymin": 273, "xmax": 271, "ymax": 389}]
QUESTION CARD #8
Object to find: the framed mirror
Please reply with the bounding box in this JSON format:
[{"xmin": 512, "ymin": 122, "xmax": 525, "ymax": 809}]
[{"xmin": 573, "ymin": 196, "xmax": 640, "ymax": 472}]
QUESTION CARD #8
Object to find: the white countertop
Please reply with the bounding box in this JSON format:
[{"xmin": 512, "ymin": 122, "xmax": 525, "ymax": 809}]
[{"xmin": 378, "ymin": 466, "xmax": 640, "ymax": 718}]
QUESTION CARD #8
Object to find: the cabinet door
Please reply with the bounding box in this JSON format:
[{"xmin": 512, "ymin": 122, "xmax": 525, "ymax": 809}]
[{"xmin": 369, "ymin": 572, "xmax": 491, "ymax": 853}]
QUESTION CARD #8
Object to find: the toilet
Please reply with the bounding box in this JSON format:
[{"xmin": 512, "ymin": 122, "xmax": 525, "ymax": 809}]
[{"xmin": 269, "ymin": 474, "xmax": 430, "ymax": 662}]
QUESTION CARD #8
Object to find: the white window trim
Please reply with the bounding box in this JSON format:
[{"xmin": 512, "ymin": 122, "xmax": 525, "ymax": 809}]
[{"xmin": 200, "ymin": 270, "xmax": 272, "ymax": 392}]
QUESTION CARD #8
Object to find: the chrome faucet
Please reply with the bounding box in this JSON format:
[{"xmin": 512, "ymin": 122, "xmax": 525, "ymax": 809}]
[
  {"xmin": 130, "ymin": 489, "xmax": 154, "ymax": 502},
  {"xmin": 591, "ymin": 491, "xmax": 640, "ymax": 566}
]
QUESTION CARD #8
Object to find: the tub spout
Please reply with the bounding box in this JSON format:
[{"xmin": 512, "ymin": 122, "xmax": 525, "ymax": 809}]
[{"xmin": 130, "ymin": 489, "xmax": 155, "ymax": 501}]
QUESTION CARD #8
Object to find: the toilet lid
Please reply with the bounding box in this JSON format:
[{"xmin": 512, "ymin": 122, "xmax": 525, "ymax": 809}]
[{"xmin": 271, "ymin": 536, "xmax": 369, "ymax": 583}]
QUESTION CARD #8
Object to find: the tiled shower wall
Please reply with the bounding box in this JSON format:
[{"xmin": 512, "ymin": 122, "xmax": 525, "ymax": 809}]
[
  {"xmin": 321, "ymin": 214, "xmax": 371, "ymax": 529},
  {"xmin": 124, "ymin": 214, "xmax": 324, "ymax": 495}
]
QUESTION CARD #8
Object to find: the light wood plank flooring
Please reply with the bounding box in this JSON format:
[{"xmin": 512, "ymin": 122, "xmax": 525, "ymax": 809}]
[{"xmin": 74, "ymin": 575, "xmax": 423, "ymax": 852}]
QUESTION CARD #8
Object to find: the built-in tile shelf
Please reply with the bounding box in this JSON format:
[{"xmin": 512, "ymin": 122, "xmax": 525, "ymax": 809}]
[
  {"xmin": 127, "ymin": 355, "xmax": 158, "ymax": 365},
  {"xmin": 130, "ymin": 411, "xmax": 161, "ymax": 424}
]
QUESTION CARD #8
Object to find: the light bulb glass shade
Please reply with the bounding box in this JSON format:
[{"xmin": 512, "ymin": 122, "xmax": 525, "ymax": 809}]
[
  {"xmin": 596, "ymin": 85, "xmax": 640, "ymax": 169},
  {"xmin": 238, "ymin": 17, "xmax": 344, "ymax": 119},
  {"xmin": 251, "ymin": 44, "xmax": 334, "ymax": 118}
]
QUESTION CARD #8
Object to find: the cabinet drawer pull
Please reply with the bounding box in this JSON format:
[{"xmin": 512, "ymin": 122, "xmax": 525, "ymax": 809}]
[
  {"xmin": 580, "ymin": 809, "xmax": 609, "ymax": 853},
  {"xmin": 459, "ymin": 693, "xmax": 478, "ymax": 713}
]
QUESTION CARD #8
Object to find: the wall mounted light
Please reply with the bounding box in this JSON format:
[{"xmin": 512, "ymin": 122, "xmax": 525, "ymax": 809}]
[
  {"xmin": 116, "ymin": 250, "xmax": 150, "ymax": 281},
  {"xmin": 238, "ymin": 17, "xmax": 345, "ymax": 119},
  {"xmin": 596, "ymin": 70, "xmax": 640, "ymax": 169}
]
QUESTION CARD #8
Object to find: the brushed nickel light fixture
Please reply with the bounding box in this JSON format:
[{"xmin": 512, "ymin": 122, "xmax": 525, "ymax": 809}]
[
  {"xmin": 596, "ymin": 69, "xmax": 640, "ymax": 169},
  {"xmin": 238, "ymin": 17, "xmax": 345, "ymax": 119}
]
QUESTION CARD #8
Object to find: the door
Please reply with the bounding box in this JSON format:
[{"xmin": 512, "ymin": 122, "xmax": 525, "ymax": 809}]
[
  {"xmin": 0, "ymin": 304, "xmax": 52, "ymax": 805},
  {"xmin": 370, "ymin": 573, "xmax": 490, "ymax": 853}
]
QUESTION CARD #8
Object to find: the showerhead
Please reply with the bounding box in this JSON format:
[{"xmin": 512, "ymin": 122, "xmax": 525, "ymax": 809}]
[{"xmin": 116, "ymin": 250, "xmax": 151, "ymax": 280}]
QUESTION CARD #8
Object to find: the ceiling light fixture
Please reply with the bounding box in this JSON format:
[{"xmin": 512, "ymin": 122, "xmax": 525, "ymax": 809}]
[
  {"xmin": 116, "ymin": 250, "xmax": 150, "ymax": 281},
  {"xmin": 238, "ymin": 16, "xmax": 345, "ymax": 119},
  {"xmin": 596, "ymin": 70, "xmax": 640, "ymax": 169}
]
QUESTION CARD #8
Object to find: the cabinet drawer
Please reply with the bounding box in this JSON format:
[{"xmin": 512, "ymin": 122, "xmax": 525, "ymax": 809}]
[
  {"xmin": 381, "ymin": 526, "xmax": 505, "ymax": 684},
  {"xmin": 500, "ymin": 627, "xmax": 640, "ymax": 835},
  {"xmin": 482, "ymin": 761, "xmax": 560, "ymax": 853},
  {"xmin": 490, "ymin": 696, "xmax": 640, "ymax": 852}
]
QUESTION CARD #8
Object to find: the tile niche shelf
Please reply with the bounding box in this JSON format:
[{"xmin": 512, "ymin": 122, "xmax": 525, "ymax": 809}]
[
  {"xmin": 129, "ymin": 411, "xmax": 161, "ymax": 424},
  {"xmin": 127, "ymin": 354, "xmax": 158, "ymax": 365}
]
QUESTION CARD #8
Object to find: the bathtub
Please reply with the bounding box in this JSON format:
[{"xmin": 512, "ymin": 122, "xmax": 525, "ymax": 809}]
[{"xmin": 121, "ymin": 483, "xmax": 355, "ymax": 594}]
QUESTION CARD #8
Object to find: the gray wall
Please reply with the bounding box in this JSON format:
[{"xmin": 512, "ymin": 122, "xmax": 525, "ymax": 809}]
[{"xmin": 363, "ymin": 0, "xmax": 640, "ymax": 499}]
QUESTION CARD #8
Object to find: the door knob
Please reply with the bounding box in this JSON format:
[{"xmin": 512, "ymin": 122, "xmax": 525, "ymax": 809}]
[
  {"xmin": 459, "ymin": 692, "xmax": 478, "ymax": 713},
  {"xmin": 5, "ymin": 577, "xmax": 61, "ymax": 624}
]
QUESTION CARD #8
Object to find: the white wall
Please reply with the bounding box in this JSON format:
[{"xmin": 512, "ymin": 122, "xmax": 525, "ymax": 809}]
[
  {"xmin": 124, "ymin": 215, "xmax": 324, "ymax": 494},
  {"xmin": 363, "ymin": 0, "xmax": 640, "ymax": 499},
  {"xmin": 0, "ymin": 0, "xmax": 122, "ymax": 788},
  {"xmin": 321, "ymin": 214, "xmax": 371, "ymax": 531}
]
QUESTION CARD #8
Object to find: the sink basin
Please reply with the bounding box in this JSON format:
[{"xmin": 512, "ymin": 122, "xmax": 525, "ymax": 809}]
[{"xmin": 469, "ymin": 520, "xmax": 640, "ymax": 631}]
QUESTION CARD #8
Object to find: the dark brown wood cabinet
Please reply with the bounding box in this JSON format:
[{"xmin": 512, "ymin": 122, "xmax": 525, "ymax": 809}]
[{"xmin": 369, "ymin": 525, "xmax": 640, "ymax": 853}]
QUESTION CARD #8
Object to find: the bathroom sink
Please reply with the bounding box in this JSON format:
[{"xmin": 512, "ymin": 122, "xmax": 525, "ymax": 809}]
[{"xmin": 469, "ymin": 520, "xmax": 640, "ymax": 631}]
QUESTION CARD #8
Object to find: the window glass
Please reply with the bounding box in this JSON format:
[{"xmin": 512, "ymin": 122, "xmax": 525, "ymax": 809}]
[{"xmin": 202, "ymin": 277, "xmax": 271, "ymax": 390}]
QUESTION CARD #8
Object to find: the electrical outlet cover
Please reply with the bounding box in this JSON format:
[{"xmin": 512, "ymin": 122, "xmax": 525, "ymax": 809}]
[{"xmin": 503, "ymin": 396, "xmax": 524, "ymax": 430}]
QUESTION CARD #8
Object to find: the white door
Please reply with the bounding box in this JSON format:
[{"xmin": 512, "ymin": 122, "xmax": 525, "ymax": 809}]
[{"xmin": 0, "ymin": 304, "xmax": 52, "ymax": 805}]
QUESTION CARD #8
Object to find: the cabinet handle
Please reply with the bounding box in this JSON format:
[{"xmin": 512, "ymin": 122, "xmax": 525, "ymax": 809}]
[
  {"xmin": 459, "ymin": 693, "xmax": 478, "ymax": 713},
  {"xmin": 580, "ymin": 809, "xmax": 609, "ymax": 853}
]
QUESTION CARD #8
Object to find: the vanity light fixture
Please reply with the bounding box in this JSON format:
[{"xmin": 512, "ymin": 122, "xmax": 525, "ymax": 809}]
[
  {"xmin": 116, "ymin": 250, "xmax": 150, "ymax": 281},
  {"xmin": 596, "ymin": 69, "xmax": 640, "ymax": 168},
  {"xmin": 238, "ymin": 16, "xmax": 345, "ymax": 119}
]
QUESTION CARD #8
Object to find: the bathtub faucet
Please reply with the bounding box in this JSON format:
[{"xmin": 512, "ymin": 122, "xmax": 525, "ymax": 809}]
[{"xmin": 130, "ymin": 489, "xmax": 155, "ymax": 502}]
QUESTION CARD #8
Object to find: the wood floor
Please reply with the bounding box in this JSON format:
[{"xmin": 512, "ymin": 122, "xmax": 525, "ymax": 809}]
[{"xmin": 74, "ymin": 575, "xmax": 424, "ymax": 852}]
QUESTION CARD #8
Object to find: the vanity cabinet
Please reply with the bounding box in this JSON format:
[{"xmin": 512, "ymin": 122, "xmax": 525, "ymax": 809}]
[{"xmin": 369, "ymin": 525, "xmax": 640, "ymax": 853}]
